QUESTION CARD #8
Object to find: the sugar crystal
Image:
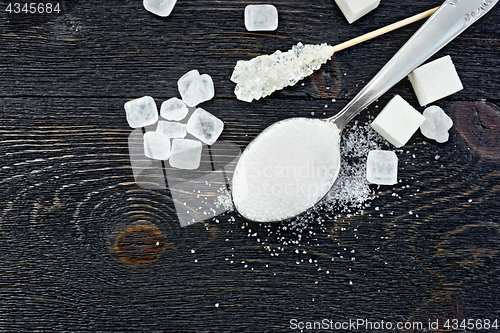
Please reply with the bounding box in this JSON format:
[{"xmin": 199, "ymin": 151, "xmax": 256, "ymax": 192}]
[
  {"xmin": 366, "ymin": 150, "xmax": 398, "ymax": 185},
  {"xmin": 156, "ymin": 121, "xmax": 187, "ymax": 139},
  {"xmin": 143, "ymin": 131, "xmax": 171, "ymax": 160},
  {"xmin": 420, "ymin": 106, "xmax": 453, "ymax": 143},
  {"xmin": 169, "ymin": 139, "xmax": 203, "ymax": 170},
  {"xmin": 160, "ymin": 97, "xmax": 188, "ymax": 121},
  {"xmin": 143, "ymin": 0, "xmax": 177, "ymax": 17},
  {"xmin": 186, "ymin": 108, "xmax": 224, "ymax": 145},
  {"xmin": 124, "ymin": 96, "xmax": 158, "ymax": 128},
  {"xmin": 178, "ymin": 70, "xmax": 215, "ymax": 107},
  {"xmin": 244, "ymin": 5, "xmax": 278, "ymax": 31},
  {"xmin": 231, "ymin": 43, "xmax": 334, "ymax": 102}
]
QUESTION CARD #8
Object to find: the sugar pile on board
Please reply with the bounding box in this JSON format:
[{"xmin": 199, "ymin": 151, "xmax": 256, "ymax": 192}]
[
  {"xmin": 124, "ymin": 96, "xmax": 158, "ymax": 128},
  {"xmin": 186, "ymin": 108, "xmax": 224, "ymax": 145},
  {"xmin": 178, "ymin": 70, "xmax": 215, "ymax": 107},
  {"xmin": 143, "ymin": 131, "xmax": 171, "ymax": 160},
  {"xmin": 244, "ymin": 4, "xmax": 278, "ymax": 31},
  {"xmin": 169, "ymin": 139, "xmax": 203, "ymax": 170},
  {"xmin": 366, "ymin": 150, "xmax": 398, "ymax": 185},
  {"xmin": 143, "ymin": 0, "xmax": 177, "ymax": 17},
  {"xmin": 156, "ymin": 120, "xmax": 187, "ymax": 139},
  {"xmin": 321, "ymin": 120, "xmax": 388, "ymax": 211},
  {"xmin": 420, "ymin": 106, "xmax": 453, "ymax": 143},
  {"xmin": 160, "ymin": 97, "xmax": 189, "ymax": 121}
]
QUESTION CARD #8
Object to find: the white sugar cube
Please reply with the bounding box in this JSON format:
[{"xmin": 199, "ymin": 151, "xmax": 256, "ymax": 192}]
[
  {"xmin": 169, "ymin": 139, "xmax": 203, "ymax": 170},
  {"xmin": 156, "ymin": 121, "xmax": 187, "ymax": 139},
  {"xmin": 366, "ymin": 150, "xmax": 398, "ymax": 185},
  {"xmin": 124, "ymin": 96, "xmax": 158, "ymax": 128},
  {"xmin": 408, "ymin": 55, "xmax": 463, "ymax": 106},
  {"xmin": 420, "ymin": 106, "xmax": 453, "ymax": 143},
  {"xmin": 143, "ymin": 131, "xmax": 171, "ymax": 160},
  {"xmin": 335, "ymin": 0, "xmax": 380, "ymax": 24},
  {"xmin": 371, "ymin": 95, "xmax": 425, "ymax": 148},
  {"xmin": 178, "ymin": 70, "xmax": 215, "ymax": 107},
  {"xmin": 244, "ymin": 5, "xmax": 278, "ymax": 31},
  {"xmin": 143, "ymin": 0, "xmax": 177, "ymax": 17},
  {"xmin": 160, "ymin": 97, "xmax": 188, "ymax": 121},
  {"xmin": 186, "ymin": 108, "xmax": 224, "ymax": 145}
]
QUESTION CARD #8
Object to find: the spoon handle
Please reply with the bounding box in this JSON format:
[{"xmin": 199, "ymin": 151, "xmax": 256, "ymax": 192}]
[{"xmin": 329, "ymin": 0, "xmax": 498, "ymax": 129}]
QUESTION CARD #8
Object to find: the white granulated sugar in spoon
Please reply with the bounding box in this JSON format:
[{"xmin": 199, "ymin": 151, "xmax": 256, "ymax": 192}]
[{"xmin": 232, "ymin": 118, "xmax": 340, "ymax": 222}]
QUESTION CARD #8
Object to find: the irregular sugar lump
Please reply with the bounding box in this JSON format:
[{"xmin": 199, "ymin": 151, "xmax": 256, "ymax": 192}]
[
  {"xmin": 335, "ymin": 0, "xmax": 380, "ymax": 24},
  {"xmin": 178, "ymin": 70, "xmax": 215, "ymax": 107},
  {"xmin": 200, "ymin": 74, "xmax": 215, "ymax": 102},
  {"xmin": 169, "ymin": 139, "xmax": 203, "ymax": 170},
  {"xmin": 186, "ymin": 108, "xmax": 224, "ymax": 145},
  {"xmin": 143, "ymin": 0, "xmax": 177, "ymax": 17},
  {"xmin": 244, "ymin": 5, "xmax": 278, "ymax": 31},
  {"xmin": 408, "ymin": 55, "xmax": 463, "ymax": 106},
  {"xmin": 370, "ymin": 95, "xmax": 425, "ymax": 148},
  {"xmin": 160, "ymin": 97, "xmax": 188, "ymax": 121},
  {"xmin": 143, "ymin": 131, "xmax": 171, "ymax": 160},
  {"xmin": 156, "ymin": 121, "xmax": 187, "ymax": 139},
  {"xmin": 420, "ymin": 105, "xmax": 453, "ymax": 143},
  {"xmin": 366, "ymin": 150, "xmax": 398, "ymax": 185},
  {"xmin": 124, "ymin": 96, "xmax": 158, "ymax": 128}
]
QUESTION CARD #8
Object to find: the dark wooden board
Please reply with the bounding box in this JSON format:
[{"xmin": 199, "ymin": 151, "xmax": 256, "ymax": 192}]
[{"xmin": 1, "ymin": 0, "xmax": 500, "ymax": 331}]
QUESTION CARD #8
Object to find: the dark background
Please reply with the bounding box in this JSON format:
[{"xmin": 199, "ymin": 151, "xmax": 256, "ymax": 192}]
[{"xmin": 0, "ymin": 0, "xmax": 499, "ymax": 331}]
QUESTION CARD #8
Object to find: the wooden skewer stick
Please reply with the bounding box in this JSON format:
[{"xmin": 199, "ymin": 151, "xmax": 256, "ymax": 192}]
[
  {"xmin": 332, "ymin": 7, "xmax": 439, "ymax": 53},
  {"xmin": 232, "ymin": 7, "xmax": 440, "ymax": 102}
]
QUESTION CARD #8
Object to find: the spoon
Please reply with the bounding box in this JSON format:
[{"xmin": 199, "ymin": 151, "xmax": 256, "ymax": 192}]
[{"xmin": 231, "ymin": 0, "xmax": 498, "ymax": 222}]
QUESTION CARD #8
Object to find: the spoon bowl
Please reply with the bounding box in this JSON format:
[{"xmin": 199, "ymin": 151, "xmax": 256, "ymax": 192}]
[
  {"xmin": 232, "ymin": 0, "xmax": 498, "ymax": 222},
  {"xmin": 232, "ymin": 117, "xmax": 342, "ymax": 222}
]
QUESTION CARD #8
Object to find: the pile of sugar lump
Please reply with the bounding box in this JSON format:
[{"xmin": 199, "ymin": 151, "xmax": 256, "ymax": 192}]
[
  {"xmin": 124, "ymin": 70, "xmax": 224, "ymax": 170},
  {"xmin": 366, "ymin": 55, "xmax": 460, "ymax": 185}
]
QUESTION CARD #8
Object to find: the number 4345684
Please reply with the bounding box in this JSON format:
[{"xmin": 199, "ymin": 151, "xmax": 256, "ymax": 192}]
[
  {"xmin": 6, "ymin": 3, "xmax": 60, "ymax": 14},
  {"xmin": 444, "ymin": 319, "xmax": 498, "ymax": 330}
]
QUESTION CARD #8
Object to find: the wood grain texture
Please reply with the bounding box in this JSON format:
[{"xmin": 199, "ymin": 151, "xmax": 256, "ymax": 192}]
[{"xmin": 1, "ymin": 0, "xmax": 499, "ymax": 331}]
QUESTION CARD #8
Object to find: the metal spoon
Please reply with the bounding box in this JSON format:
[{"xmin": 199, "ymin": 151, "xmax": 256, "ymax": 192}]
[{"xmin": 232, "ymin": 0, "xmax": 498, "ymax": 222}]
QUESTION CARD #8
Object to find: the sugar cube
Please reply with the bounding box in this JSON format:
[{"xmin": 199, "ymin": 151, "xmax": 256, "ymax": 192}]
[
  {"xmin": 169, "ymin": 139, "xmax": 203, "ymax": 170},
  {"xmin": 124, "ymin": 96, "xmax": 158, "ymax": 128},
  {"xmin": 244, "ymin": 5, "xmax": 278, "ymax": 31},
  {"xmin": 370, "ymin": 95, "xmax": 425, "ymax": 148},
  {"xmin": 408, "ymin": 55, "xmax": 463, "ymax": 106},
  {"xmin": 156, "ymin": 121, "xmax": 187, "ymax": 139},
  {"xmin": 420, "ymin": 106, "xmax": 453, "ymax": 143},
  {"xmin": 335, "ymin": 0, "xmax": 380, "ymax": 24},
  {"xmin": 366, "ymin": 150, "xmax": 398, "ymax": 185},
  {"xmin": 186, "ymin": 108, "xmax": 224, "ymax": 145},
  {"xmin": 143, "ymin": 131, "xmax": 171, "ymax": 160},
  {"xmin": 160, "ymin": 97, "xmax": 188, "ymax": 121},
  {"xmin": 143, "ymin": 0, "xmax": 177, "ymax": 17}
]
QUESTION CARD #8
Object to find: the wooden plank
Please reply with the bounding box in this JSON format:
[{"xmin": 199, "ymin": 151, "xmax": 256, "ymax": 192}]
[
  {"xmin": 0, "ymin": 0, "xmax": 499, "ymax": 99},
  {"xmin": 0, "ymin": 0, "xmax": 499, "ymax": 331},
  {"xmin": 1, "ymin": 97, "xmax": 499, "ymax": 330}
]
